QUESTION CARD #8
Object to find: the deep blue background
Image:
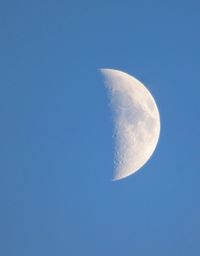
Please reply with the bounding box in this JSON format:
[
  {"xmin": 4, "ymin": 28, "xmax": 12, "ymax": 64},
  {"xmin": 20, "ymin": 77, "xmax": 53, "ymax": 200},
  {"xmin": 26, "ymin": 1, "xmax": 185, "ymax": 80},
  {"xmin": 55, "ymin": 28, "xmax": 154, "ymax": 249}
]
[{"xmin": 0, "ymin": 0, "xmax": 200, "ymax": 255}]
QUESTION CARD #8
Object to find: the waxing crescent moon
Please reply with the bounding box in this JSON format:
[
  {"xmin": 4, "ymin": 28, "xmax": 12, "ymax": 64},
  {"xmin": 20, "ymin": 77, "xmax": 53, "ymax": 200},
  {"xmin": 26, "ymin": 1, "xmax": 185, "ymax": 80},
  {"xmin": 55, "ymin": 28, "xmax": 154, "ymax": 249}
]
[{"xmin": 101, "ymin": 68, "xmax": 161, "ymax": 180}]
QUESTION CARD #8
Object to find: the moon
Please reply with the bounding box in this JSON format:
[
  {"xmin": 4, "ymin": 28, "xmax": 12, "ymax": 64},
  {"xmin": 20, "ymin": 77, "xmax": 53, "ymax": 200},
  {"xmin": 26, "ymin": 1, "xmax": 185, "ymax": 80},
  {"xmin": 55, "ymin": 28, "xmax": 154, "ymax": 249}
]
[{"xmin": 101, "ymin": 68, "xmax": 161, "ymax": 180}]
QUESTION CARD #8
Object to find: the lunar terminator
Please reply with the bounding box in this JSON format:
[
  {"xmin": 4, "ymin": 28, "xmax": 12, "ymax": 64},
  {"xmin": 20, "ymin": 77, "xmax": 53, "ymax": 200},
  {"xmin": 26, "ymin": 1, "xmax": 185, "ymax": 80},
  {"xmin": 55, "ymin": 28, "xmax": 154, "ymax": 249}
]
[{"xmin": 101, "ymin": 69, "xmax": 160, "ymax": 180}]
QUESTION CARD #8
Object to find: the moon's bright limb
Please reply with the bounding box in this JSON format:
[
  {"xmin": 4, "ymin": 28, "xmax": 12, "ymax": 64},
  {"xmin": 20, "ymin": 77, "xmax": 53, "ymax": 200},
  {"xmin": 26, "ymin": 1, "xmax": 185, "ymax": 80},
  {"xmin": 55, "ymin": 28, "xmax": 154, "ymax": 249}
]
[{"xmin": 101, "ymin": 68, "xmax": 160, "ymax": 181}]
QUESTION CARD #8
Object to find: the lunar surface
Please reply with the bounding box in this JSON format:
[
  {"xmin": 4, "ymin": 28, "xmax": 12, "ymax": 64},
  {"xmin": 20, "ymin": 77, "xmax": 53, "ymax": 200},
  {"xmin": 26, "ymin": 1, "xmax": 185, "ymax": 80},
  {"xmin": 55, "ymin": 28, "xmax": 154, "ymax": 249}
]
[{"xmin": 101, "ymin": 69, "xmax": 160, "ymax": 180}]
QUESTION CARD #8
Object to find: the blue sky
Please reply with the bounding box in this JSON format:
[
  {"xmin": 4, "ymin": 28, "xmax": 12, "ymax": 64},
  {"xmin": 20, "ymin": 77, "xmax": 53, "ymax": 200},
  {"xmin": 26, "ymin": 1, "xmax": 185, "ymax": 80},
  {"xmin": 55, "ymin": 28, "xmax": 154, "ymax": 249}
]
[{"xmin": 0, "ymin": 0, "xmax": 200, "ymax": 255}]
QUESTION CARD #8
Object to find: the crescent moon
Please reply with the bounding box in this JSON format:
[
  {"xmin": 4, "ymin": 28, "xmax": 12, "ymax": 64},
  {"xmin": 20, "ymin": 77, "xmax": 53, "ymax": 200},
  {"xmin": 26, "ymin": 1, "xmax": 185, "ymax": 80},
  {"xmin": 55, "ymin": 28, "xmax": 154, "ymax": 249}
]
[{"xmin": 101, "ymin": 68, "xmax": 161, "ymax": 180}]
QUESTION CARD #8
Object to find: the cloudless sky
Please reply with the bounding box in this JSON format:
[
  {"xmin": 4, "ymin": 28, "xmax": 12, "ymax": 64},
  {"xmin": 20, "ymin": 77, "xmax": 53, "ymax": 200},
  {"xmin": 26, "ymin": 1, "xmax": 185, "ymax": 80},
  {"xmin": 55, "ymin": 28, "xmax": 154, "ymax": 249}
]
[{"xmin": 0, "ymin": 0, "xmax": 200, "ymax": 255}]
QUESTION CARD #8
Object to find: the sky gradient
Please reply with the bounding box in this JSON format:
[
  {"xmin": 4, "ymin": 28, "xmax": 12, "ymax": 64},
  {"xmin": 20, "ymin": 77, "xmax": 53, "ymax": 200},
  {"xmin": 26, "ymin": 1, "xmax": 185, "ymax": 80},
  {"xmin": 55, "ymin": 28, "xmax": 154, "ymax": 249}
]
[{"xmin": 0, "ymin": 0, "xmax": 200, "ymax": 255}]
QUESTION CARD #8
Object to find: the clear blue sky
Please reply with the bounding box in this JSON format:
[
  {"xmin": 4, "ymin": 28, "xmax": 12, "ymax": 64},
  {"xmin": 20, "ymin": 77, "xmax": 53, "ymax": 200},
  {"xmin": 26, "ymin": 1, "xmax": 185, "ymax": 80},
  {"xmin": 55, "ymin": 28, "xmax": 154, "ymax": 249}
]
[{"xmin": 0, "ymin": 0, "xmax": 200, "ymax": 255}]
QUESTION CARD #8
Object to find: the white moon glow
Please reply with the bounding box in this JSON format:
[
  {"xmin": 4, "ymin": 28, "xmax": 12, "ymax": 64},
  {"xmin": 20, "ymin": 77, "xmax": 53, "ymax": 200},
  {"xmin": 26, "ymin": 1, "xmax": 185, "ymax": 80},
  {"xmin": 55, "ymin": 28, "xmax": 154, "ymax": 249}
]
[{"xmin": 101, "ymin": 69, "xmax": 160, "ymax": 180}]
